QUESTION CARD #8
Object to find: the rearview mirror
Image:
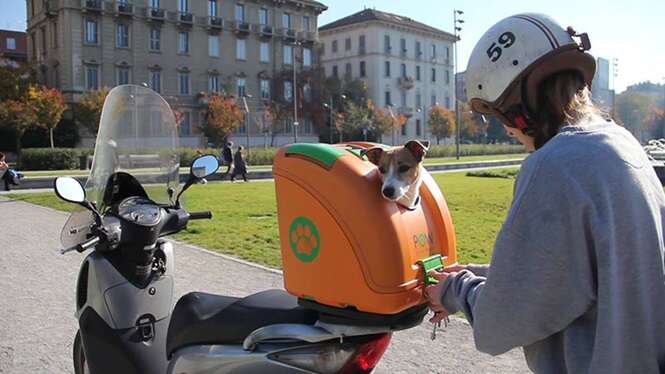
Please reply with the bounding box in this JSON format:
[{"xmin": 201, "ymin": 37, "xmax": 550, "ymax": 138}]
[
  {"xmin": 191, "ymin": 155, "xmax": 220, "ymax": 179},
  {"xmin": 54, "ymin": 177, "xmax": 86, "ymax": 203}
]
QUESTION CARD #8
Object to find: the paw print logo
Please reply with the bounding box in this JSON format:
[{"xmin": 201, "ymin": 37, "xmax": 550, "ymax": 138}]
[{"xmin": 288, "ymin": 217, "xmax": 321, "ymax": 262}]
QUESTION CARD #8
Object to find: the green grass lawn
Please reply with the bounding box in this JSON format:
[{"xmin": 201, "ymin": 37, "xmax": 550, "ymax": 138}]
[
  {"xmin": 8, "ymin": 171, "xmax": 514, "ymax": 268},
  {"xmin": 21, "ymin": 154, "xmax": 524, "ymax": 177}
]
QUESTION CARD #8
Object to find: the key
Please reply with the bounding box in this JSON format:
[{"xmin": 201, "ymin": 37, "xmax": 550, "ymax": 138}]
[{"xmin": 430, "ymin": 321, "xmax": 442, "ymax": 340}]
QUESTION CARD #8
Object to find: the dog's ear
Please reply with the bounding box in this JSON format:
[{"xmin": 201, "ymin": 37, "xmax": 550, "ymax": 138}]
[
  {"xmin": 405, "ymin": 140, "xmax": 429, "ymax": 161},
  {"xmin": 361, "ymin": 147, "xmax": 384, "ymax": 165}
]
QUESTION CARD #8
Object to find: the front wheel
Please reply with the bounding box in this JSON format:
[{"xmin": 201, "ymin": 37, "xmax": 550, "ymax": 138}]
[{"xmin": 73, "ymin": 330, "xmax": 89, "ymax": 374}]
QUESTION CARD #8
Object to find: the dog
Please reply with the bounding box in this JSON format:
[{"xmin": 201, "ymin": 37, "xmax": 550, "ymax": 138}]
[{"xmin": 361, "ymin": 140, "xmax": 430, "ymax": 210}]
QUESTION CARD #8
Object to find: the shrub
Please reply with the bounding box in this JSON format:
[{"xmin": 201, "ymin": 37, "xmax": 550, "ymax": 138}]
[
  {"xmin": 426, "ymin": 144, "xmax": 524, "ymax": 158},
  {"xmin": 20, "ymin": 148, "xmax": 83, "ymax": 170},
  {"xmin": 466, "ymin": 168, "xmax": 520, "ymax": 179}
]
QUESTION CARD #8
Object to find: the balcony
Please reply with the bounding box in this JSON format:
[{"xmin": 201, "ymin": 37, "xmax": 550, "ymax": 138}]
[
  {"xmin": 45, "ymin": 0, "xmax": 58, "ymax": 16},
  {"xmin": 298, "ymin": 31, "xmax": 317, "ymax": 44},
  {"xmin": 233, "ymin": 21, "xmax": 250, "ymax": 35},
  {"xmin": 281, "ymin": 28, "xmax": 296, "ymax": 42},
  {"xmin": 147, "ymin": 7, "xmax": 165, "ymax": 21},
  {"xmin": 115, "ymin": 1, "xmax": 133, "ymax": 16},
  {"xmin": 81, "ymin": 0, "xmax": 103, "ymax": 12},
  {"xmin": 207, "ymin": 16, "xmax": 223, "ymax": 30},
  {"xmin": 178, "ymin": 12, "xmax": 193, "ymax": 26},
  {"xmin": 398, "ymin": 106, "xmax": 414, "ymax": 118},
  {"xmin": 398, "ymin": 76, "xmax": 415, "ymax": 90},
  {"xmin": 259, "ymin": 25, "xmax": 273, "ymax": 38}
]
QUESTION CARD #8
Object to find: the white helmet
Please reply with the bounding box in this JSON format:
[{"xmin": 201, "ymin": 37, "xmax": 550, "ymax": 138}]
[{"xmin": 466, "ymin": 13, "xmax": 596, "ymax": 117}]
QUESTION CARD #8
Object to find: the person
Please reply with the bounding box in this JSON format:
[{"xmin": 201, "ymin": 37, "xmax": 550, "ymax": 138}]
[
  {"xmin": 0, "ymin": 152, "xmax": 20, "ymax": 191},
  {"xmin": 221, "ymin": 141, "xmax": 234, "ymax": 177},
  {"xmin": 230, "ymin": 145, "xmax": 248, "ymax": 182},
  {"xmin": 424, "ymin": 13, "xmax": 665, "ymax": 374}
]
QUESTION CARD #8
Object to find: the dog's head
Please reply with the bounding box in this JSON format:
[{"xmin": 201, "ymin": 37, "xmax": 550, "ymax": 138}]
[{"xmin": 361, "ymin": 140, "xmax": 430, "ymax": 201}]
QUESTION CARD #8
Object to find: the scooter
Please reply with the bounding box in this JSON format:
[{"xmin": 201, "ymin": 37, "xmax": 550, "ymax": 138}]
[{"xmin": 56, "ymin": 85, "xmax": 426, "ymax": 374}]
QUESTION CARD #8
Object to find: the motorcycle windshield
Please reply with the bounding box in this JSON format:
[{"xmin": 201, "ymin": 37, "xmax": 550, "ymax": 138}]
[{"xmin": 60, "ymin": 85, "xmax": 180, "ymax": 248}]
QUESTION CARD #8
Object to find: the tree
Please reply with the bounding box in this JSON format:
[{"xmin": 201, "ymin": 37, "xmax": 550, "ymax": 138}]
[
  {"xmin": 371, "ymin": 103, "xmax": 396, "ymax": 138},
  {"xmin": 0, "ymin": 99, "xmax": 38, "ymax": 157},
  {"xmin": 199, "ymin": 93, "xmax": 244, "ymax": 146},
  {"xmin": 428, "ymin": 105, "xmax": 456, "ymax": 144},
  {"xmin": 29, "ymin": 86, "xmax": 67, "ymax": 148},
  {"xmin": 0, "ymin": 64, "xmax": 35, "ymax": 102},
  {"xmin": 76, "ymin": 87, "xmax": 109, "ymax": 135},
  {"xmin": 338, "ymin": 100, "xmax": 372, "ymax": 140},
  {"xmin": 615, "ymin": 91, "xmax": 656, "ymax": 142}
]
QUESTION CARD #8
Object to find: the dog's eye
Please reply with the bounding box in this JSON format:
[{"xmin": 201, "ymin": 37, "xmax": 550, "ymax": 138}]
[
  {"xmin": 398, "ymin": 164, "xmax": 410, "ymax": 173},
  {"xmin": 378, "ymin": 166, "xmax": 387, "ymax": 174}
]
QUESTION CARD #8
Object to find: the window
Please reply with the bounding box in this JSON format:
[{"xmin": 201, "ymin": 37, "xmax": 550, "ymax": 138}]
[
  {"xmin": 401, "ymin": 63, "xmax": 407, "ymax": 78},
  {"xmin": 178, "ymin": 32, "xmax": 189, "ymax": 54},
  {"xmin": 303, "ymin": 83, "xmax": 311, "ymax": 102},
  {"xmin": 115, "ymin": 23, "xmax": 129, "ymax": 48},
  {"xmin": 401, "ymin": 120, "xmax": 407, "ymax": 136},
  {"xmin": 431, "ymin": 44, "xmax": 436, "ymax": 59},
  {"xmin": 149, "ymin": 28, "xmax": 160, "ymax": 50},
  {"xmin": 401, "ymin": 91, "xmax": 407, "ymax": 106},
  {"xmin": 331, "ymin": 40, "xmax": 338, "ymax": 53},
  {"xmin": 416, "ymin": 41, "xmax": 422, "ymax": 58},
  {"xmin": 282, "ymin": 12, "xmax": 291, "ymax": 28},
  {"xmin": 303, "ymin": 48, "xmax": 311, "ymax": 67},
  {"xmin": 151, "ymin": 0, "xmax": 160, "ymax": 8},
  {"xmin": 85, "ymin": 65, "xmax": 99, "ymax": 90},
  {"xmin": 359, "ymin": 61, "xmax": 366, "ymax": 77},
  {"xmin": 260, "ymin": 41, "xmax": 270, "ymax": 62},
  {"xmin": 416, "ymin": 119, "xmax": 421, "ymax": 136},
  {"xmin": 284, "ymin": 80, "xmax": 293, "ymax": 101},
  {"xmin": 332, "ymin": 65, "xmax": 338, "ymax": 78},
  {"xmin": 235, "ymin": 3, "xmax": 244, "ymax": 21},
  {"xmin": 6, "ymin": 37, "xmax": 16, "ymax": 50},
  {"xmin": 431, "ymin": 94, "xmax": 437, "ymax": 106},
  {"xmin": 303, "ymin": 118, "xmax": 312, "ymax": 134},
  {"xmin": 209, "ymin": 74, "xmax": 219, "ymax": 92},
  {"xmin": 208, "ymin": 0, "xmax": 217, "ymax": 17},
  {"xmin": 445, "ymin": 96, "xmax": 451, "ymax": 109},
  {"xmin": 359, "ymin": 35, "xmax": 366, "ymax": 53},
  {"xmin": 345, "ymin": 37, "xmax": 351, "ymax": 51},
  {"xmin": 40, "ymin": 26, "xmax": 46, "ymax": 54},
  {"xmin": 178, "ymin": 71, "xmax": 190, "ymax": 95},
  {"xmin": 385, "ymin": 91, "xmax": 392, "ymax": 106},
  {"xmin": 283, "ymin": 45, "xmax": 293, "ymax": 65},
  {"xmin": 179, "ymin": 111, "xmax": 191, "ymax": 136},
  {"xmin": 149, "ymin": 70, "xmax": 161, "ymax": 93},
  {"xmin": 236, "ymin": 38, "xmax": 246, "ymax": 60},
  {"xmin": 178, "ymin": 0, "xmax": 188, "ymax": 13},
  {"xmin": 384, "ymin": 35, "xmax": 391, "ymax": 53},
  {"xmin": 400, "ymin": 38, "xmax": 406, "ymax": 56},
  {"xmin": 30, "ymin": 33, "xmax": 35, "ymax": 58},
  {"xmin": 445, "ymin": 70, "xmax": 450, "ymax": 84},
  {"xmin": 302, "ymin": 16, "xmax": 310, "ymax": 31},
  {"xmin": 52, "ymin": 22, "xmax": 58, "ymax": 48},
  {"xmin": 344, "ymin": 63, "xmax": 352, "ymax": 79},
  {"xmin": 236, "ymin": 78, "xmax": 246, "ymax": 96},
  {"xmin": 84, "ymin": 19, "xmax": 98, "ymax": 44},
  {"xmin": 384, "ymin": 61, "xmax": 391, "ymax": 77},
  {"xmin": 208, "ymin": 35, "xmax": 219, "ymax": 57},
  {"xmin": 431, "ymin": 68, "xmax": 436, "ymax": 82},
  {"xmin": 260, "ymin": 79, "xmax": 271, "ymax": 99},
  {"xmin": 446, "ymin": 46, "xmax": 450, "ymax": 60},
  {"xmin": 259, "ymin": 8, "xmax": 268, "ymax": 24},
  {"xmin": 116, "ymin": 66, "xmax": 130, "ymax": 85},
  {"xmin": 416, "ymin": 93, "xmax": 421, "ymax": 107},
  {"xmin": 416, "ymin": 66, "xmax": 421, "ymax": 81}
]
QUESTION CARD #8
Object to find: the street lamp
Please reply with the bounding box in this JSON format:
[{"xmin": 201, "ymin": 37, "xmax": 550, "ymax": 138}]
[
  {"xmin": 241, "ymin": 93, "xmax": 252, "ymax": 156},
  {"xmin": 453, "ymin": 9, "xmax": 464, "ymax": 159},
  {"xmin": 323, "ymin": 94, "xmax": 346, "ymax": 144}
]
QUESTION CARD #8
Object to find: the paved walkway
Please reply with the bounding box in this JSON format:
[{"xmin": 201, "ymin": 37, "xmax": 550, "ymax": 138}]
[{"xmin": 0, "ymin": 199, "xmax": 529, "ymax": 373}]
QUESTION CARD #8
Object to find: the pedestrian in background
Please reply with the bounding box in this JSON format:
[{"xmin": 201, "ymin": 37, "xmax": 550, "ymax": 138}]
[
  {"xmin": 230, "ymin": 145, "xmax": 248, "ymax": 182},
  {"xmin": 220, "ymin": 141, "xmax": 234, "ymax": 177}
]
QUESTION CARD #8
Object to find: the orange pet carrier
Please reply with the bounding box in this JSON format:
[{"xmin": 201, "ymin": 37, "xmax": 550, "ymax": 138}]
[{"xmin": 273, "ymin": 142, "xmax": 457, "ymax": 317}]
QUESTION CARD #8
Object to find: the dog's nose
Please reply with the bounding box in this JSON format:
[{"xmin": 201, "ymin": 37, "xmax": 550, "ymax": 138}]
[{"xmin": 382, "ymin": 186, "xmax": 395, "ymax": 199}]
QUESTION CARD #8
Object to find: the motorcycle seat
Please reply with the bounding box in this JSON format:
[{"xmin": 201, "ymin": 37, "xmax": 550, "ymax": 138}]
[{"xmin": 166, "ymin": 289, "xmax": 318, "ymax": 357}]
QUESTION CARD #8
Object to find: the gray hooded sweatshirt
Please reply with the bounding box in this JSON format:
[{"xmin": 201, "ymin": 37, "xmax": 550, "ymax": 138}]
[{"xmin": 441, "ymin": 119, "xmax": 665, "ymax": 373}]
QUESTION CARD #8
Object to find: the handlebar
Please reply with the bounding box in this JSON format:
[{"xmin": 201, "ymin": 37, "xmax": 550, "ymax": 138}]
[
  {"xmin": 189, "ymin": 211, "xmax": 213, "ymax": 220},
  {"xmin": 61, "ymin": 236, "xmax": 101, "ymax": 255}
]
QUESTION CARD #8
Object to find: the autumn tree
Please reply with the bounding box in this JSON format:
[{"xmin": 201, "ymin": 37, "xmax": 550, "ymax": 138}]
[
  {"xmin": 371, "ymin": 104, "xmax": 396, "ymax": 138},
  {"xmin": 76, "ymin": 87, "xmax": 110, "ymax": 135},
  {"xmin": 199, "ymin": 93, "xmax": 244, "ymax": 146},
  {"xmin": 428, "ymin": 105, "xmax": 456, "ymax": 144},
  {"xmin": 338, "ymin": 101, "xmax": 372, "ymax": 140},
  {"xmin": 29, "ymin": 86, "xmax": 67, "ymax": 148},
  {"xmin": 0, "ymin": 99, "xmax": 38, "ymax": 157}
]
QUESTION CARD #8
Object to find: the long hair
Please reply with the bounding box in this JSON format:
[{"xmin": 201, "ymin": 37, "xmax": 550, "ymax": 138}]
[{"xmin": 532, "ymin": 70, "xmax": 603, "ymax": 149}]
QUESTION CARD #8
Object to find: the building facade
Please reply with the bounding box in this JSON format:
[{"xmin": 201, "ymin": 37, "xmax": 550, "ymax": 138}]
[
  {"xmin": 0, "ymin": 30, "xmax": 28, "ymax": 67},
  {"xmin": 26, "ymin": 0, "xmax": 327, "ymax": 147},
  {"xmin": 592, "ymin": 57, "xmax": 613, "ymax": 112},
  {"xmin": 319, "ymin": 9, "xmax": 457, "ymax": 145}
]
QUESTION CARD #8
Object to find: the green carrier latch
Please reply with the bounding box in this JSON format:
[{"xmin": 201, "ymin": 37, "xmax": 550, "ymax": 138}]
[{"xmin": 418, "ymin": 254, "xmax": 444, "ymax": 286}]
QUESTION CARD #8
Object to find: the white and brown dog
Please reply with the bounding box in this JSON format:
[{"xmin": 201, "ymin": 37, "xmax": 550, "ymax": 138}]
[{"xmin": 361, "ymin": 140, "xmax": 430, "ymax": 209}]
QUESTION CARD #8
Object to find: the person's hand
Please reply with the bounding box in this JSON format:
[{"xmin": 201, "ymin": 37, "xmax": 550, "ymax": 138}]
[
  {"xmin": 443, "ymin": 263, "xmax": 467, "ymax": 273},
  {"xmin": 425, "ymin": 270, "xmax": 451, "ymax": 323}
]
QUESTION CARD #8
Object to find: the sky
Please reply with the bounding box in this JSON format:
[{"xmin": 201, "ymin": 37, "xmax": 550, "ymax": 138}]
[{"xmin": 2, "ymin": 0, "xmax": 663, "ymax": 93}]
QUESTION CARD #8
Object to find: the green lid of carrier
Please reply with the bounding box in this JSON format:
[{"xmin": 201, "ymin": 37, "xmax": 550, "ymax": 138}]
[{"xmin": 286, "ymin": 143, "xmax": 347, "ymax": 168}]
